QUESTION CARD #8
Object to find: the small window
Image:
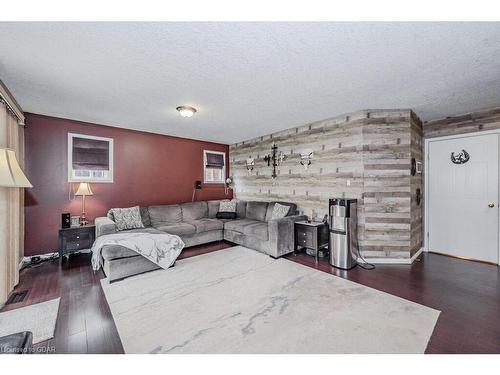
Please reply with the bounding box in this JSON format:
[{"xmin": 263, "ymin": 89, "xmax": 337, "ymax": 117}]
[{"xmin": 204, "ymin": 150, "xmax": 226, "ymax": 184}]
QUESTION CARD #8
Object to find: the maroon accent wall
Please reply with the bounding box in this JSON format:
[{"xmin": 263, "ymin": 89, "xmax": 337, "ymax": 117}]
[{"xmin": 24, "ymin": 113, "xmax": 231, "ymax": 256}]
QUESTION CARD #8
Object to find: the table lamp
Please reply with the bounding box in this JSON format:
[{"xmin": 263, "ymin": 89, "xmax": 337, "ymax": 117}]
[
  {"xmin": 0, "ymin": 148, "xmax": 32, "ymax": 188},
  {"xmin": 75, "ymin": 182, "xmax": 93, "ymax": 226}
]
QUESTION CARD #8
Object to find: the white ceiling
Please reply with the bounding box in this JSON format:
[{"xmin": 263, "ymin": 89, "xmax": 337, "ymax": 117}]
[{"xmin": 1, "ymin": 22, "xmax": 500, "ymax": 144}]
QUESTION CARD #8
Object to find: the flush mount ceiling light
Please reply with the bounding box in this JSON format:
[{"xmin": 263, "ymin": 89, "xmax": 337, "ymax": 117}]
[{"xmin": 176, "ymin": 105, "xmax": 197, "ymax": 118}]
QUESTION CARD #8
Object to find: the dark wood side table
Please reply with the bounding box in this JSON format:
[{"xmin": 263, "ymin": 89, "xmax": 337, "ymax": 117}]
[
  {"xmin": 294, "ymin": 221, "xmax": 329, "ymax": 261},
  {"xmin": 58, "ymin": 225, "xmax": 96, "ymax": 261}
]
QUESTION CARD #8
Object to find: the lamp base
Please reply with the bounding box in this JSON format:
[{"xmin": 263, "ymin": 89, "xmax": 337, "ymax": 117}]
[{"xmin": 79, "ymin": 214, "xmax": 89, "ymax": 226}]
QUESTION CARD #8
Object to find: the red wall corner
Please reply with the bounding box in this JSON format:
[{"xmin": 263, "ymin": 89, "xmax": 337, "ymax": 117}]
[{"xmin": 24, "ymin": 113, "xmax": 231, "ymax": 256}]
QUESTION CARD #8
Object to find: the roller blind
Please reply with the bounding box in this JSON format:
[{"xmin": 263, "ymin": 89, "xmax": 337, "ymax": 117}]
[{"xmin": 205, "ymin": 152, "xmax": 224, "ymax": 169}]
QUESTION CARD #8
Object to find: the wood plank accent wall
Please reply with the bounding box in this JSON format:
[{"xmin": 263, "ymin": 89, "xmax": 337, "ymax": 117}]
[
  {"xmin": 410, "ymin": 112, "xmax": 424, "ymax": 256},
  {"xmin": 423, "ymin": 107, "xmax": 500, "ymax": 139},
  {"xmin": 230, "ymin": 109, "xmax": 424, "ymax": 259}
]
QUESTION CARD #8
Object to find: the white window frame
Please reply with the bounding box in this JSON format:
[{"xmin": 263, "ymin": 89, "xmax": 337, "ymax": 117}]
[{"xmin": 203, "ymin": 150, "xmax": 226, "ymax": 184}]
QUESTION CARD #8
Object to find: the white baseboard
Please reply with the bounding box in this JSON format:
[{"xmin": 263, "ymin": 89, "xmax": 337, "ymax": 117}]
[{"xmin": 358, "ymin": 248, "xmax": 424, "ymax": 265}]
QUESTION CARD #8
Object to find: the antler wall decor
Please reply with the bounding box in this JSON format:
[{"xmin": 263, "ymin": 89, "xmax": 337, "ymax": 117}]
[
  {"xmin": 451, "ymin": 149, "xmax": 470, "ymax": 165},
  {"xmin": 300, "ymin": 152, "xmax": 314, "ymax": 169},
  {"xmin": 245, "ymin": 157, "xmax": 255, "ymax": 174}
]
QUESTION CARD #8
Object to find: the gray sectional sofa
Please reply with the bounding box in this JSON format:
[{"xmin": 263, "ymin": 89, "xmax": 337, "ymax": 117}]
[{"xmin": 95, "ymin": 199, "xmax": 307, "ymax": 281}]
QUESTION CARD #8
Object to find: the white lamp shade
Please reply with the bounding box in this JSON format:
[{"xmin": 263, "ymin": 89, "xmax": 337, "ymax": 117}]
[
  {"xmin": 0, "ymin": 148, "xmax": 32, "ymax": 188},
  {"xmin": 75, "ymin": 182, "xmax": 93, "ymax": 196}
]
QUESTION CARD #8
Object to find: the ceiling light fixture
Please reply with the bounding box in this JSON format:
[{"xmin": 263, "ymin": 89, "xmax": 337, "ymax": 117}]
[{"xmin": 176, "ymin": 105, "xmax": 197, "ymax": 118}]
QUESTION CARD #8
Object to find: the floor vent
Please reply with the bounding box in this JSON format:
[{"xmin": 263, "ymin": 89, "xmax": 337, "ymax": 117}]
[{"xmin": 5, "ymin": 290, "xmax": 28, "ymax": 305}]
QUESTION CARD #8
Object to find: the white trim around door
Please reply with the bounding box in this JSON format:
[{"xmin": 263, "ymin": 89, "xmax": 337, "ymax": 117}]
[{"xmin": 424, "ymin": 129, "xmax": 500, "ymax": 265}]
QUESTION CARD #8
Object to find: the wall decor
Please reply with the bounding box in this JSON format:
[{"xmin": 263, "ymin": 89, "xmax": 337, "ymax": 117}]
[
  {"xmin": 411, "ymin": 157, "xmax": 417, "ymax": 176},
  {"xmin": 300, "ymin": 152, "xmax": 314, "ymax": 169},
  {"xmin": 246, "ymin": 157, "xmax": 255, "ymax": 174},
  {"xmin": 278, "ymin": 151, "xmax": 287, "ymax": 165},
  {"xmin": 264, "ymin": 143, "xmax": 279, "ymax": 178},
  {"xmin": 450, "ymin": 149, "xmax": 470, "ymax": 165},
  {"xmin": 68, "ymin": 133, "xmax": 114, "ymax": 183}
]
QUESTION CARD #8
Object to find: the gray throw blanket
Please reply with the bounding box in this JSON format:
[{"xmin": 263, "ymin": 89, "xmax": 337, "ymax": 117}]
[{"xmin": 91, "ymin": 232, "xmax": 185, "ymax": 272}]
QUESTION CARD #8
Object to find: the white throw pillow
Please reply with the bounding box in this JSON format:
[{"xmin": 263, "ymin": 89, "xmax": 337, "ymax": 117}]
[
  {"xmin": 219, "ymin": 200, "xmax": 237, "ymax": 212},
  {"xmin": 110, "ymin": 206, "xmax": 145, "ymax": 231},
  {"xmin": 271, "ymin": 203, "xmax": 290, "ymax": 219}
]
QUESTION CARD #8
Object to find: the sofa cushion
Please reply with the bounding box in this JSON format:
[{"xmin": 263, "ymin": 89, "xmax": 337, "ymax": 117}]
[
  {"xmin": 188, "ymin": 218, "xmax": 224, "ymax": 233},
  {"xmin": 108, "ymin": 206, "xmax": 151, "ymax": 227},
  {"xmin": 246, "ymin": 201, "xmax": 269, "ymax": 221},
  {"xmin": 243, "ymin": 222, "xmax": 269, "ymax": 240},
  {"xmin": 207, "ymin": 200, "xmax": 221, "ymax": 218},
  {"xmin": 148, "ymin": 204, "xmax": 182, "ymax": 226},
  {"xmin": 139, "ymin": 206, "xmax": 152, "ymax": 227},
  {"xmin": 235, "ymin": 199, "xmax": 247, "ymax": 218},
  {"xmin": 122, "ymin": 227, "xmax": 165, "ymax": 235},
  {"xmin": 156, "ymin": 223, "xmax": 196, "ymax": 237},
  {"xmin": 219, "ymin": 200, "xmax": 237, "ymax": 212},
  {"xmin": 224, "ymin": 218, "xmax": 261, "ymax": 234},
  {"xmin": 110, "ymin": 206, "xmax": 145, "ymax": 231},
  {"xmin": 265, "ymin": 202, "xmax": 298, "ymax": 221},
  {"xmin": 102, "ymin": 244, "xmax": 140, "ymax": 260},
  {"xmin": 103, "ymin": 227, "xmax": 166, "ymax": 258},
  {"xmin": 216, "ymin": 212, "xmax": 237, "ymax": 220},
  {"xmin": 100, "ymin": 228, "xmax": 164, "ymax": 260},
  {"xmin": 181, "ymin": 201, "xmax": 208, "ymax": 221}
]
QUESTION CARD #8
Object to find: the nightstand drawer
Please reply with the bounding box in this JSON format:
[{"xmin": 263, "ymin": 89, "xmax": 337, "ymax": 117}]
[
  {"xmin": 62, "ymin": 231, "xmax": 91, "ymax": 242},
  {"xmin": 64, "ymin": 239, "xmax": 92, "ymax": 252},
  {"xmin": 297, "ymin": 235, "xmax": 313, "ymax": 248}
]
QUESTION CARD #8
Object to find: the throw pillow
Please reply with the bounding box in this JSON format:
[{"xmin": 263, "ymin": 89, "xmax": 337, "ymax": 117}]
[
  {"xmin": 271, "ymin": 203, "xmax": 290, "ymax": 219},
  {"xmin": 110, "ymin": 206, "xmax": 145, "ymax": 231},
  {"xmin": 216, "ymin": 212, "xmax": 237, "ymax": 219},
  {"xmin": 219, "ymin": 200, "xmax": 237, "ymax": 213}
]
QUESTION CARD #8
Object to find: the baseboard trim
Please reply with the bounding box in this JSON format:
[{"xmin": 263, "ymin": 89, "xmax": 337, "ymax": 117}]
[{"xmin": 358, "ymin": 248, "xmax": 424, "ymax": 265}]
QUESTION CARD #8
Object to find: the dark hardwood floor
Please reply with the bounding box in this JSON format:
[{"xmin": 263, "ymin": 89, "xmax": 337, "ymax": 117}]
[
  {"xmin": 2, "ymin": 242, "xmax": 499, "ymax": 354},
  {"xmin": 285, "ymin": 251, "xmax": 500, "ymax": 354}
]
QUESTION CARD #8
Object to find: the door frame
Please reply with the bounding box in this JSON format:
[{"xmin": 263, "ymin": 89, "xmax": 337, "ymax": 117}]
[{"xmin": 424, "ymin": 129, "xmax": 500, "ymax": 265}]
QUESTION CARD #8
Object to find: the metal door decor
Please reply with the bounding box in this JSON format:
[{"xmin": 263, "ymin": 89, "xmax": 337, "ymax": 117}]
[{"xmin": 450, "ymin": 149, "xmax": 470, "ymax": 165}]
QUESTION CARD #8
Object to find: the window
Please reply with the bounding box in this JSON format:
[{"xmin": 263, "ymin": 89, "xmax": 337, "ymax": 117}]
[{"xmin": 204, "ymin": 150, "xmax": 226, "ymax": 184}]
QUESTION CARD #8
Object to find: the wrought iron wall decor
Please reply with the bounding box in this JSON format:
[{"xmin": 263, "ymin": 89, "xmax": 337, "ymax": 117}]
[
  {"xmin": 416, "ymin": 188, "xmax": 421, "ymax": 206},
  {"xmin": 411, "ymin": 158, "xmax": 416, "ymax": 176},
  {"xmin": 451, "ymin": 149, "xmax": 470, "ymax": 165},
  {"xmin": 264, "ymin": 143, "xmax": 279, "ymax": 178}
]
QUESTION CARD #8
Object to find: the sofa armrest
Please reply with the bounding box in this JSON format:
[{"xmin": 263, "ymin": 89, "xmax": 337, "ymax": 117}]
[
  {"xmin": 95, "ymin": 217, "xmax": 117, "ymax": 237},
  {"xmin": 268, "ymin": 214, "xmax": 308, "ymax": 258}
]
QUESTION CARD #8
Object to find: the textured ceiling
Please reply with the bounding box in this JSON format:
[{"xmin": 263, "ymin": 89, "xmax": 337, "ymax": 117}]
[{"xmin": 1, "ymin": 22, "xmax": 500, "ymax": 144}]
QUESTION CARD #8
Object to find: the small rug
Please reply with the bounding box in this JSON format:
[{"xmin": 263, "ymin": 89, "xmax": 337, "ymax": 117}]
[
  {"xmin": 101, "ymin": 247, "xmax": 440, "ymax": 354},
  {"xmin": 0, "ymin": 298, "xmax": 60, "ymax": 344}
]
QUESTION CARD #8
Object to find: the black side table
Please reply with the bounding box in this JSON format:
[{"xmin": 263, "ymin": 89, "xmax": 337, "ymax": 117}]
[
  {"xmin": 58, "ymin": 225, "xmax": 96, "ymax": 261},
  {"xmin": 294, "ymin": 221, "xmax": 329, "ymax": 261}
]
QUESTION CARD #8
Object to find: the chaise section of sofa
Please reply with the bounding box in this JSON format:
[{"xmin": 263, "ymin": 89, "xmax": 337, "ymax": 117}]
[{"xmin": 94, "ymin": 199, "xmax": 306, "ymax": 281}]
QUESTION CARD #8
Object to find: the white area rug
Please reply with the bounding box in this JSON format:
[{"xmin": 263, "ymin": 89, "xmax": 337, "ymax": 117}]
[
  {"xmin": 101, "ymin": 247, "xmax": 440, "ymax": 353},
  {"xmin": 0, "ymin": 298, "xmax": 60, "ymax": 344}
]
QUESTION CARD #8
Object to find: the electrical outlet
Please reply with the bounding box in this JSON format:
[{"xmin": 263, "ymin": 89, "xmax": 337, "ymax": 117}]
[{"xmin": 346, "ymin": 179, "xmax": 351, "ymax": 186}]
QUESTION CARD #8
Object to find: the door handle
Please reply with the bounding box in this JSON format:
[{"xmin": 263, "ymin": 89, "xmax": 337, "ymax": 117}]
[{"xmin": 488, "ymin": 203, "xmax": 495, "ymax": 208}]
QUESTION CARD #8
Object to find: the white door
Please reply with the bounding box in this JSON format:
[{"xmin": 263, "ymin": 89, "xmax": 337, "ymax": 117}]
[{"xmin": 428, "ymin": 133, "xmax": 499, "ymax": 263}]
